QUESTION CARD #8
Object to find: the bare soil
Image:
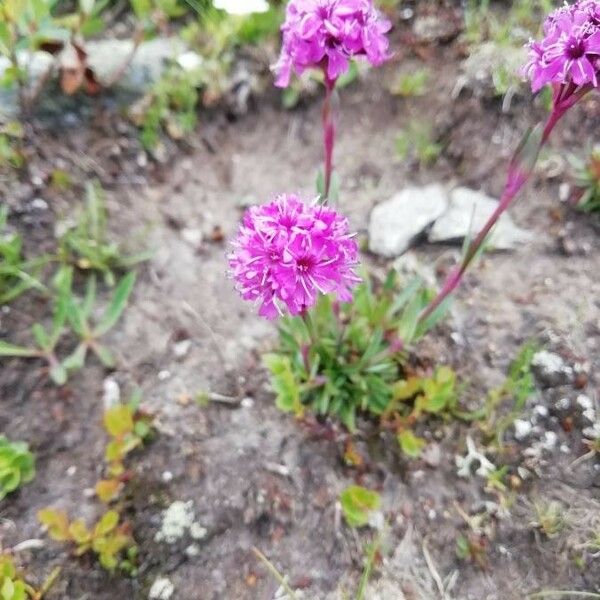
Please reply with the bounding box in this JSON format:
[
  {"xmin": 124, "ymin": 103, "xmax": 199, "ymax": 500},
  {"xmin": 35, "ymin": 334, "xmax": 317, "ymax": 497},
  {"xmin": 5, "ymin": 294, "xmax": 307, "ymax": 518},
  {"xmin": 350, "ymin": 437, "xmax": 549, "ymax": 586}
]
[{"xmin": 1, "ymin": 27, "xmax": 600, "ymax": 600}]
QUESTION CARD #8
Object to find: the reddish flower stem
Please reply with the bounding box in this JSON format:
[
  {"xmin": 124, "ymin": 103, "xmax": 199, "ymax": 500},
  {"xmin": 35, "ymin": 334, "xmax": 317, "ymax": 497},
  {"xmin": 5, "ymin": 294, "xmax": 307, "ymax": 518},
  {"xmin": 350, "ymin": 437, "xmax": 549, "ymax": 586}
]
[
  {"xmin": 322, "ymin": 77, "xmax": 336, "ymax": 201},
  {"xmin": 417, "ymin": 87, "xmax": 590, "ymax": 325}
]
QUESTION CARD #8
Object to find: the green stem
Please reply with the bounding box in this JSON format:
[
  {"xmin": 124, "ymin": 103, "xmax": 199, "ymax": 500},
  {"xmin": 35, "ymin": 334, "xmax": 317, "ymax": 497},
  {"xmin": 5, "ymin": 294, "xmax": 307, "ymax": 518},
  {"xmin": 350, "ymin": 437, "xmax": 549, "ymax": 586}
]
[{"xmin": 301, "ymin": 310, "xmax": 317, "ymax": 346}]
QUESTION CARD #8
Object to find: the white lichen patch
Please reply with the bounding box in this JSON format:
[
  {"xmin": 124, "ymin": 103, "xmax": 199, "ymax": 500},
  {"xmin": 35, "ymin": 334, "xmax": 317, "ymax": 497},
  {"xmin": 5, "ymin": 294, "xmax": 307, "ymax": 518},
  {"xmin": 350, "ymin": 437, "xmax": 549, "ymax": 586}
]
[
  {"xmin": 149, "ymin": 577, "xmax": 174, "ymax": 600},
  {"xmin": 456, "ymin": 436, "xmax": 496, "ymax": 479},
  {"xmin": 154, "ymin": 500, "xmax": 207, "ymax": 545}
]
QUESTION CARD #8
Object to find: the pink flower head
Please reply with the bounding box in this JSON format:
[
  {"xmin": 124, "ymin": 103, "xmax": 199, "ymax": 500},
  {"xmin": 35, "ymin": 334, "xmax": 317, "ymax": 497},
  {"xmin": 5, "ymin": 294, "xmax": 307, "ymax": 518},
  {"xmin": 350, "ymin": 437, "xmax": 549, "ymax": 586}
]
[
  {"xmin": 524, "ymin": 0, "xmax": 600, "ymax": 92},
  {"xmin": 229, "ymin": 194, "xmax": 360, "ymax": 319},
  {"xmin": 274, "ymin": 0, "xmax": 392, "ymax": 88}
]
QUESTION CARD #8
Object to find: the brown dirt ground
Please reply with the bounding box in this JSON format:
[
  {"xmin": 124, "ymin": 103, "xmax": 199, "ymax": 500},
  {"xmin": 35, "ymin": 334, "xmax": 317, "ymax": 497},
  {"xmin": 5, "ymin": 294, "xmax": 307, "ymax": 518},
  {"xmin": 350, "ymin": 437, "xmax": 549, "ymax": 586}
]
[{"xmin": 2, "ymin": 23, "xmax": 600, "ymax": 600}]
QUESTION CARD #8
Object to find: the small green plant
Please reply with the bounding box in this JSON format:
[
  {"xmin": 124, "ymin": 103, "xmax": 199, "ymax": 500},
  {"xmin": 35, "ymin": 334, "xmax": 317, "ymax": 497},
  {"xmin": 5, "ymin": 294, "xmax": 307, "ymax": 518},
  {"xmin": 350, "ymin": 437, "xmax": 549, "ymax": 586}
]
[
  {"xmin": 95, "ymin": 394, "xmax": 154, "ymax": 503},
  {"xmin": 0, "ymin": 121, "xmax": 25, "ymax": 169},
  {"xmin": 389, "ymin": 69, "xmax": 429, "ymax": 98},
  {"xmin": 265, "ymin": 273, "xmax": 449, "ymax": 432},
  {"xmin": 0, "ymin": 267, "xmax": 72, "ymax": 384},
  {"xmin": 38, "ymin": 508, "xmax": 136, "ymax": 573},
  {"xmin": 531, "ymin": 501, "xmax": 567, "ymax": 539},
  {"xmin": 135, "ymin": 65, "xmax": 200, "ymax": 151},
  {"xmin": 463, "ymin": 342, "xmax": 538, "ymax": 445},
  {"xmin": 62, "ymin": 270, "xmax": 136, "ymax": 371},
  {"xmin": 58, "ymin": 182, "xmax": 149, "ymax": 286},
  {"xmin": 463, "ymin": 0, "xmax": 553, "ymax": 46},
  {"xmin": 0, "ymin": 206, "xmax": 47, "ymax": 304},
  {"xmin": 396, "ymin": 120, "xmax": 443, "ymax": 166},
  {"xmin": 571, "ymin": 145, "xmax": 600, "ymax": 212},
  {"xmin": 0, "ymin": 553, "xmax": 60, "ymax": 600},
  {"xmin": 0, "ymin": 267, "xmax": 136, "ymax": 384},
  {"xmin": 455, "ymin": 533, "xmax": 489, "ymax": 569},
  {"xmin": 340, "ymin": 485, "xmax": 381, "ymax": 528},
  {"xmin": 0, "ymin": 436, "xmax": 35, "ymax": 500}
]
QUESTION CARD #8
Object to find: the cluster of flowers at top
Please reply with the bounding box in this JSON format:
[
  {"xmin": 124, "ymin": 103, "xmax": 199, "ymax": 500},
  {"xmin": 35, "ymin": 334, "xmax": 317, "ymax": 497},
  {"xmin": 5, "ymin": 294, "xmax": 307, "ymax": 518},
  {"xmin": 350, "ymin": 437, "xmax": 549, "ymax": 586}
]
[
  {"xmin": 525, "ymin": 0, "xmax": 600, "ymax": 92},
  {"xmin": 274, "ymin": 0, "xmax": 391, "ymax": 88},
  {"xmin": 229, "ymin": 194, "xmax": 360, "ymax": 319}
]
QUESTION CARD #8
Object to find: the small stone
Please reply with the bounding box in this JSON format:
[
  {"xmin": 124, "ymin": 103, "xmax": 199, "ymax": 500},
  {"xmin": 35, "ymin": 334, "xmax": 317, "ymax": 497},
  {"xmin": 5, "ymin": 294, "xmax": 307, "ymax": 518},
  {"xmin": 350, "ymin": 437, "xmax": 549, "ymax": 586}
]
[
  {"xmin": 149, "ymin": 577, "xmax": 174, "ymax": 600},
  {"xmin": 412, "ymin": 14, "xmax": 461, "ymax": 42},
  {"xmin": 66, "ymin": 466, "xmax": 77, "ymax": 477},
  {"xmin": 185, "ymin": 544, "xmax": 200, "ymax": 557},
  {"xmin": 513, "ymin": 419, "xmax": 533, "ymax": 441},
  {"xmin": 429, "ymin": 187, "xmax": 534, "ymax": 250},
  {"xmin": 576, "ymin": 395, "xmax": 593, "ymax": 411},
  {"xmin": 158, "ymin": 370, "xmax": 171, "ymax": 381},
  {"xmin": 173, "ymin": 339, "xmax": 192, "ymax": 359},
  {"xmin": 102, "ymin": 377, "xmax": 121, "ymax": 410},
  {"xmin": 181, "ymin": 228, "xmax": 203, "ymax": 247},
  {"xmin": 422, "ymin": 443, "xmax": 441, "ymax": 468},
  {"xmin": 162, "ymin": 471, "xmax": 174, "ymax": 483},
  {"xmin": 531, "ymin": 351, "xmax": 572, "ymax": 387},
  {"xmin": 368, "ymin": 184, "xmax": 448, "ymax": 257},
  {"xmin": 177, "ymin": 51, "xmax": 203, "ymax": 72},
  {"xmin": 533, "ymin": 405, "xmax": 549, "ymax": 418},
  {"xmin": 30, "ymin": 198, "xmax": 48, "ymax": 211},
  {"xmin": 543, "ymin": 431, "xmax": 558, "ymax": 450},
  {"xmin": 241, "ymin": 397, "xmax": 254, "ymax": 409}
]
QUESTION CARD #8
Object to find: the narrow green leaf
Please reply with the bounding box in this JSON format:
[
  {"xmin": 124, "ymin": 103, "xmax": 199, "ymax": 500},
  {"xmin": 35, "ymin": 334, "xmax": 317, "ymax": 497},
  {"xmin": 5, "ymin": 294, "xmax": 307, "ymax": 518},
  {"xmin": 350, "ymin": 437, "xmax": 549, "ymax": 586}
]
[{"xmin": 94, "ymin": 272, "xmax": 136, "ymax": 337}]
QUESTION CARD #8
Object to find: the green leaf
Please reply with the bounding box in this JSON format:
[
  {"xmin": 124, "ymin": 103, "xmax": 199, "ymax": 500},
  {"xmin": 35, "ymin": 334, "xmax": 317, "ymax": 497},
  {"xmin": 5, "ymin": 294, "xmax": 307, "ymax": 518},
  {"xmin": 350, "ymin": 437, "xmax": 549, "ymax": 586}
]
[
  {"xmin": 340, "ymin": 485, "xmax": 381, "ymax": 528},
  {"xmin": 31, "ymin": 323, "xmax": 50, "ymax": 350},
  {"xmin": 94, "ymin": 272, "xmax": 136, "ymax": 337},
  {"xmin": 0, "ymin": 341, "xmax": 38, "ymax": 358},
  {"xmin": 94, "ymin": 510, "xmax": 119, "ymax": 536},
  {"xmin": 92, "ymin": 343, "xmax": 115, "ymax": 367},
  {"xmin": 397, "ymin": 430, "xmax": 426, "ymax": 458},
  {"xmin": 104, "ymin": 405, "xmax": 134, "ymax": 438},
  {"xmin": 49, "ymin": 363, "xmax": 68, "ymax": 386},
  {"xmin": 263, "ymin": 353, "xmax": 303, "ymax": 416}
]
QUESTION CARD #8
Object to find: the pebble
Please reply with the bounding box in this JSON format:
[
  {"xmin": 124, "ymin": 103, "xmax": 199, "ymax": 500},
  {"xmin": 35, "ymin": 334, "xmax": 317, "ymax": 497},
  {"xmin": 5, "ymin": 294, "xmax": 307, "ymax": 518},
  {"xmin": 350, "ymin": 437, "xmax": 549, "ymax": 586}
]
[
  {"xmin": 149, "ymin": 577, "xmax": 174, "ymax": 600},
  {"xmin": 513, "ymin": 419, "xmax": 533, "ymax": 441},
  {"xmin": 102, "ymin": 377, "xmax": 121, "ymax": 410}
]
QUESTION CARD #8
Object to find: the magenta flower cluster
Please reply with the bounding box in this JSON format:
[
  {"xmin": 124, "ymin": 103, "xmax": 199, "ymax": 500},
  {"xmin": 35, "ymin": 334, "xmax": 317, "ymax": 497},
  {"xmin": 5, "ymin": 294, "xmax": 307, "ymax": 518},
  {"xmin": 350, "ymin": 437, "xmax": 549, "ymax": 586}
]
[
  {"xmin": 274, "ymin": 0, "xmax": 391, "ymax": 88},
  {"xmin": 229, "ymin": 194, "xmax": 360, "ymax": 319},
  {"xmin": 525, "ymin": 0, "xmax": 600, "ymax": 92}
]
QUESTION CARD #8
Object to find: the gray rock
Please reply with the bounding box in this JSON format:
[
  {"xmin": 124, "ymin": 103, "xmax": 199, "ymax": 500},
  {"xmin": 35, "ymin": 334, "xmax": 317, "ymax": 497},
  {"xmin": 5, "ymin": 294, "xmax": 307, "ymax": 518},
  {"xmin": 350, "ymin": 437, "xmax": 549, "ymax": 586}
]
[
  {"xmin": 368, "ymin": 184, "xmax": 448, "ymax": 257},
  {"xmin": 454, "ymin": 41, "xmax": 526, "ymax": 99},
  {"xmin": 87, "ymin": 37, "xmax": 188, "ymax": 91},
  {"xmin": 428, "ymin": 187, "xmax": 534, "ymax": 250},
  {"xmin": 0, "ymin": 38, "xmax": 195, "ymax": 118}
]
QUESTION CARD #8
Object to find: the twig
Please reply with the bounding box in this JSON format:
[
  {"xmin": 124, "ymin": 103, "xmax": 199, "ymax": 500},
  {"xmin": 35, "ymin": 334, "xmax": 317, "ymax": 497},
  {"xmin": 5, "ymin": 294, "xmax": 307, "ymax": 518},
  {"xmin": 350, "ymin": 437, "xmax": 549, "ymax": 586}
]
[
  {"xmin": 251, "ymin": 547, "xmax": 299, "ymax": 600},
  {"xmin": 422, "ymin": 539, "xmax": 449, "ymax": 600},
  {"xmin": 527, "ymin": 592, "xmax": 600, "ymax": 599},
  {"xmin": 181, "ymin": 300, "xmax": 241, "ymax": 397}
]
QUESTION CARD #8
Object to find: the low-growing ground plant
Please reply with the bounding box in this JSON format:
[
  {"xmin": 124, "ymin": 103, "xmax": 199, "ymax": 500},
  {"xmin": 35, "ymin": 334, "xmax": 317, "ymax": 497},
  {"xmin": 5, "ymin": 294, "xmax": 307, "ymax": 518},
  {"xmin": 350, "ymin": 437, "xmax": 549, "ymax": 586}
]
[
  {"xmin": 340, "ymin": 485, "xmax": 381, "ymax": 528},
  {"xmin": 0, "ymin": 206, "xmax": 47, "ymax": 304},
  {"xmin": 38, "ymin": 508, "xmax": 137, "ymax": 573},
  {"xmin": 460, "ymin": 342, "xmax": 538, "ymax": 447},
  {"xmin": 395, "ymin": 119, "xmax": 443, "ymax": 166},
  {"xmin": 571, "ymin": 145, "xmax": 600, "ymax": 212},
  {"xmin": 264, "ymin": 272, "xmax": 457, "ymax": 453},
  {"xmin": 0, "ymin": 436, "xmax": 35, "ymax": 500},
  {"xmin": 95, "ymin": 394, "xmax": 154, "ymax": 503},
  {"xmin": 57, "ymin": 182, "xmax": 150, "ymax": 286},
  {"xmin": 0, "ymin": 553, "xmax": 60, "ymax": 600},
  {"xmin": 0, "ymin": 267, "xmax": 136, "ymax": 383},
  {"xmin": 389, "ymin": 69, "xmax": 429, "ymax": 98},
  {"xmin": 38, "ymin": 398, "xmax": 153, "ymax": 574}
]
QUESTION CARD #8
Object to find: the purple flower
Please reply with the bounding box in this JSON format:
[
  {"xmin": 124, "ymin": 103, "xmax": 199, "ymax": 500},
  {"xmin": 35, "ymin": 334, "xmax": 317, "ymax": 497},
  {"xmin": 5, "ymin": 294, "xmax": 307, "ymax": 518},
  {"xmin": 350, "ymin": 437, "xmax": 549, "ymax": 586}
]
[
  {"xmin": 229, "ymin": 194, "xmax": 360, "ymax": 319},
  {"xmin": 274, "ymin": 0, "xmax": 392, "ymax": 88},
  {"xmin": 524, "ymin": 0, "xmax": 600, "ymax": 92}
]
